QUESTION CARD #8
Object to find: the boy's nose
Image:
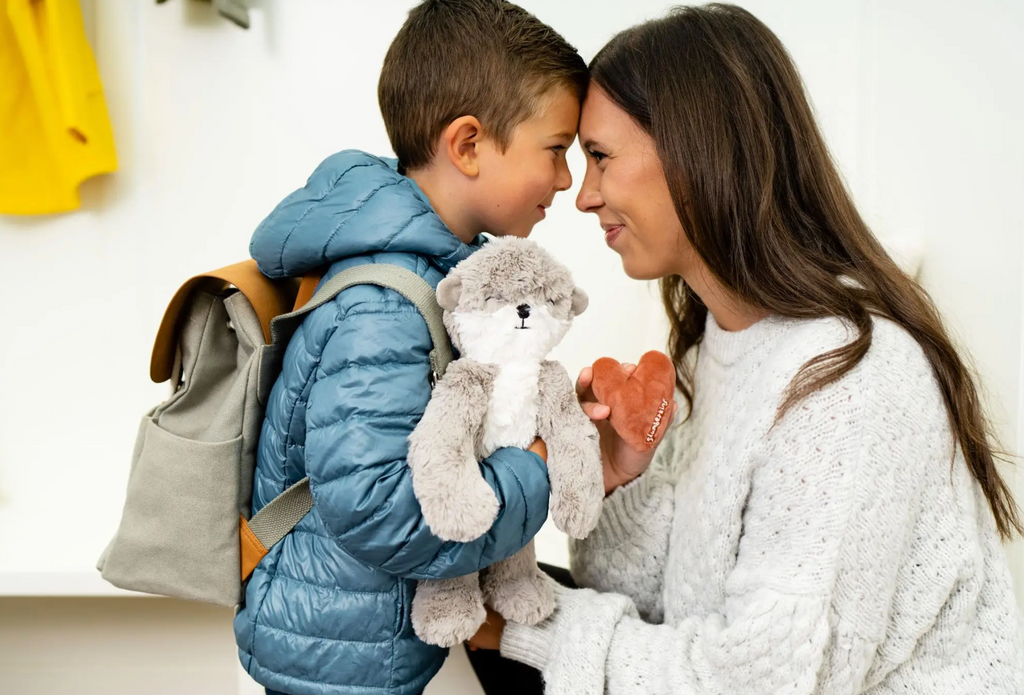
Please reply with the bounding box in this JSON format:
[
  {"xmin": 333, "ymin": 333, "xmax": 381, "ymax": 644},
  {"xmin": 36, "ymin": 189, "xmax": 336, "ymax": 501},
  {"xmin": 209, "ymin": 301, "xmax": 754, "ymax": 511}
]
[
  {"xmin": 555, "ymin": 158, "xmax": 572, "ymax": 192},
  {"xmin": 517, "ymin": 304, "xmax": 531, "ymax": 319}
]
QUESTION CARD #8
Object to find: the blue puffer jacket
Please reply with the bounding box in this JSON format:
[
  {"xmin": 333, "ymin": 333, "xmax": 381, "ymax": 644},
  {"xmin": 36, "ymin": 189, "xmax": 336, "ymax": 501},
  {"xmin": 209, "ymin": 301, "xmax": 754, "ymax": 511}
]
[{"xmin": 234, "ymin": 151, "xmax": 551, "ymax": 695}]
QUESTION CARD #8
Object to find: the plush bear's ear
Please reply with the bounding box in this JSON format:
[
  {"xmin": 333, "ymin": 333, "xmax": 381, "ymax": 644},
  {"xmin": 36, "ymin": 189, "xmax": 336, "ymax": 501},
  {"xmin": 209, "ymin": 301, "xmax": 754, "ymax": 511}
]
[
  {"xmin": 571, "ymin": 287, "xmax": 589, "ymax": 317},
  {"xmin": 436, "ymin": 274, "xmax": 463, "ymax": 311}
]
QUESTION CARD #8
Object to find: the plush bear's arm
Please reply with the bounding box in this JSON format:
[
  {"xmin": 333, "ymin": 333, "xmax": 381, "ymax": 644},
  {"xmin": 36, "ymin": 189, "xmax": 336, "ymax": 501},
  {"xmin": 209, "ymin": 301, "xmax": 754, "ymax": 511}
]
[
  {"xmin": 409, "ymin": 359, "xmax": 504, "ymax": 542},
  {"xmin": 537, "ymin": 361, "xmax": 604, "ymax": 539}
]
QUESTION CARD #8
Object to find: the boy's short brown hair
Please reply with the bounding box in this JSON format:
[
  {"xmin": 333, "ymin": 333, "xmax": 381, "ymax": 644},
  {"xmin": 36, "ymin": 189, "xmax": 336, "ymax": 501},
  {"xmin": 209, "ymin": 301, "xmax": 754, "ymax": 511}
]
[{"xmin": 379, "ymin": 0, "xmax": 588, "ymax": 173}]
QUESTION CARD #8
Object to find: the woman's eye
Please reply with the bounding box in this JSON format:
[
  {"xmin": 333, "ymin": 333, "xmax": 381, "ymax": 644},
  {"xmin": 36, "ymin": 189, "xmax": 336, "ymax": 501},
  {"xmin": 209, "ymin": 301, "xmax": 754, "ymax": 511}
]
[{"xmin": 587, "ymin": 149, "xmax": 607, "ymax": 163}]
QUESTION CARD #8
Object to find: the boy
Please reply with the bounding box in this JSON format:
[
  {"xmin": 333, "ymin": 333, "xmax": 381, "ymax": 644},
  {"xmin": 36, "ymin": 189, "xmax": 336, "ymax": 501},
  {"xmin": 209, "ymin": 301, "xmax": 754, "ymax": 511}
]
[{"xmin": 233, "ymin": 2, "xmax": 588, "ymax": 694}]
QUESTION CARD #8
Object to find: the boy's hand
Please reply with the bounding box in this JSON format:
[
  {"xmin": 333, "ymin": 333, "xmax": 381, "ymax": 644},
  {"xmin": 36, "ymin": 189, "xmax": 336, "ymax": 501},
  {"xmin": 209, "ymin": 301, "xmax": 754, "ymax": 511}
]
[
  {"xmin": 527, "ymin": 437, "xmax": 548, "ymax": 463},
  {"xmin": 577, "ymin": 364, "xmax": 676, "ymax": 495},
  {"xmin": 466, "ymin": 606, "xmax": 505, "ymax": 651}
]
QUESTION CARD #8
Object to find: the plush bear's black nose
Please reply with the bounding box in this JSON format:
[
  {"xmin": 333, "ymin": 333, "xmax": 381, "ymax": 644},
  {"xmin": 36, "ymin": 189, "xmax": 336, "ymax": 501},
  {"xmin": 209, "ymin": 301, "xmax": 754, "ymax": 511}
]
[{"xmin": 517, "ymin": 304, "xmax": 531, "ymax": 319}]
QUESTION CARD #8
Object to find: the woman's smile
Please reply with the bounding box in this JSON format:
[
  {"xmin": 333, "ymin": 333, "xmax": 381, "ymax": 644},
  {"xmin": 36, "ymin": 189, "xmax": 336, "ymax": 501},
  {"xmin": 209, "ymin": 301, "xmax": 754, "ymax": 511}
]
[{"xmin": 602, "ymin": 223, "xmax": 624, "ymax": 247}]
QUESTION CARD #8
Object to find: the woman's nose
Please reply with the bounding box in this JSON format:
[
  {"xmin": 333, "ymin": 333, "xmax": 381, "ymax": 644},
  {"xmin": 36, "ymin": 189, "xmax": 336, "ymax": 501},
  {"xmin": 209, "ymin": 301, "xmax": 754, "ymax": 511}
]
[{"xmin": 576, "ymin": 171, "xmax": 602, "ymax": 213}]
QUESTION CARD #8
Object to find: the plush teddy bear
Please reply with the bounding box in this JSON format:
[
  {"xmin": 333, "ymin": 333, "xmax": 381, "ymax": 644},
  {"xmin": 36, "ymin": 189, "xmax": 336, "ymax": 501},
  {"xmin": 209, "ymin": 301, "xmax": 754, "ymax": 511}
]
[{"xmin": 407, "ymin": 236, "xmax": 604, "ymax": 647}]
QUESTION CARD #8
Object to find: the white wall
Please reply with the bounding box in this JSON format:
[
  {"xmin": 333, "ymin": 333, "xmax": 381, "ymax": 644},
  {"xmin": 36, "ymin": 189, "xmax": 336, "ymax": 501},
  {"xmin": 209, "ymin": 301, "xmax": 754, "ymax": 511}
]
[{"xmin": 1, "ymin": 1, "xmax": 1022, "ymax": 693}]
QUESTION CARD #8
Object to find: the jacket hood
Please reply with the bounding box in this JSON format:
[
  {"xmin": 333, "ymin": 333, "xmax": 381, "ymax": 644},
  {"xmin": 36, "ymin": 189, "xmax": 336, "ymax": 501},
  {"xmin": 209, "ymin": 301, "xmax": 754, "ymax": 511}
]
[{"xmin": 250, "ymin": 150, "xmax": 483, "ymax": 278}]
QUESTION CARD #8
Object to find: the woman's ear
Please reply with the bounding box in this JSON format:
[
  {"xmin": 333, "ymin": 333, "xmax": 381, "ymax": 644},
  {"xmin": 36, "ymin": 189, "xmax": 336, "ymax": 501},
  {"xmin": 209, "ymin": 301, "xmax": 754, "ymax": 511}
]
[
  {"xmin": 571, "ymin": 287, "xmax": 589, "ymax": 317},
  {"xmin": 437, "ymin": 274, "xmax": 463, "ymax": 311}
]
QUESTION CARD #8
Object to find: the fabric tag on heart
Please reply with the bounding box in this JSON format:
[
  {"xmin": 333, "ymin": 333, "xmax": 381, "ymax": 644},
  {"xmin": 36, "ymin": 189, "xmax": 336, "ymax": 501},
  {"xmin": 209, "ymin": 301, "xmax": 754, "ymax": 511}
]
[{"xmin": 591, "ymin": 350, "xmax": 676, "ymax": 452}]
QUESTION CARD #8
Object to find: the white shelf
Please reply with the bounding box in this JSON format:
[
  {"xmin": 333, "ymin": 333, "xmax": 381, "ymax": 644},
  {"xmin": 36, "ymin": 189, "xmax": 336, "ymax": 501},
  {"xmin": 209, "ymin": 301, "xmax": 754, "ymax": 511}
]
[{"xmin": 0, "ymin": 572, "xmax": 155, "ymax": 597}]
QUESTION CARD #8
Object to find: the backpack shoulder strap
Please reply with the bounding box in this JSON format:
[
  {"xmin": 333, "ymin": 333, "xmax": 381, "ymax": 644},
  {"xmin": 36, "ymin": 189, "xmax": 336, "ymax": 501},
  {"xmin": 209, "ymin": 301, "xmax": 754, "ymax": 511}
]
[
  {"xmin": 241, "ymin": 476, "xmax": 313, "ymax": 580},
  {"xmin": 292, "ymin": 267, "xmax": 326, "ymax": 311},
  {"xmin": 242, "ymin": 264, "xmax": 453, "ymax": 580},
  {"xmin": 270, "ymin": 263, "xmax": 454, "ymax": 381}
]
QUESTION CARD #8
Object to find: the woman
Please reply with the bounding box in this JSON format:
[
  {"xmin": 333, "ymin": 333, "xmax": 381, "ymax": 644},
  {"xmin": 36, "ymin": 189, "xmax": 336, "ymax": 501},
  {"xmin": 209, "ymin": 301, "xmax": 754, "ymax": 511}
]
[{"xmin": 466, "ymin": 4, "xmax": 1024, "ymax": 694}]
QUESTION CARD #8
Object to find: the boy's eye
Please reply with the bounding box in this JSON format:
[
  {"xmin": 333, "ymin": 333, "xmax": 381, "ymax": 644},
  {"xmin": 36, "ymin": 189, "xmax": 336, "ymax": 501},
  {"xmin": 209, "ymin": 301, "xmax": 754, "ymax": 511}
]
[{"xmin": 550, "ymin": 145, "xmax": 566, "ymax": 155}]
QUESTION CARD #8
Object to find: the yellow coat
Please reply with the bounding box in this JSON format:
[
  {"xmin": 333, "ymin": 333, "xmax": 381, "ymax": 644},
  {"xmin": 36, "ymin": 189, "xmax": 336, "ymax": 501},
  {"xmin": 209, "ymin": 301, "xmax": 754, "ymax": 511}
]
[{"xmin": 0, "ymin": 0, "xmax": 117, "ymax": 215}]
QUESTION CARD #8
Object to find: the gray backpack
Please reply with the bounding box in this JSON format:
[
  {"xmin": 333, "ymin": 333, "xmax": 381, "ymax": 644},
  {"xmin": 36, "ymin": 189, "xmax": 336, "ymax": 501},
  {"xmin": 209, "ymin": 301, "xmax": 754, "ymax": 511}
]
[{"xmin": 97, "ymin": 260, "xmax": 452, "ymax": 607}]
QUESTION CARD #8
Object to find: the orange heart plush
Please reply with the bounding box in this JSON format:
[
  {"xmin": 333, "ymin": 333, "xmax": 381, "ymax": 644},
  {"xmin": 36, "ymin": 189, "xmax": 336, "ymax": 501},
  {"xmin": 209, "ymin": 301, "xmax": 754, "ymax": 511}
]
[{"xmin": 591, "ymin": 351, "xmax": 676, "ymax": 452}]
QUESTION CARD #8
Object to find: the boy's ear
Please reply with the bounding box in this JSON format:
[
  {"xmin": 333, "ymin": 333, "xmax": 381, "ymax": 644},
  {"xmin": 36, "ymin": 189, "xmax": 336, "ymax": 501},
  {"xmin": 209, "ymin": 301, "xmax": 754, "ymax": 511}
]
[
  {"xmin": 571, "ymin": 287, "xmax": 589, "ymax": 318},
  {"xmin": 436, "ymin": 274, "xmax": 463, "ymax": 311},
  {"xmin": 443, "ymin": 116, "xmax": 483, "ymax": 177}
]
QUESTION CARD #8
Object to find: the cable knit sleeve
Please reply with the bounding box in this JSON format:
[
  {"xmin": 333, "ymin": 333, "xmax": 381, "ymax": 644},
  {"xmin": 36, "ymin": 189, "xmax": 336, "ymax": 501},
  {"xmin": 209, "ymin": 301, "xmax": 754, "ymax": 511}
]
[
  {"xmin": 502, "ymin": 369, "xmax": 923, "ymax": 695},
  {"xmin": 567, "ymin": 422, "xmax": 678, "ymax": 623}
]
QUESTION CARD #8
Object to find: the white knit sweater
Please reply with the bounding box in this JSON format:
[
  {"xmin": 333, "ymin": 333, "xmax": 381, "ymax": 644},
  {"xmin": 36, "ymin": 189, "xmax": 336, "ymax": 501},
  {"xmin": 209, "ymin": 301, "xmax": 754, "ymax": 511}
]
[{"xmin": 501, "ymin": 313, "xmax": 1024, "ymax": 694}]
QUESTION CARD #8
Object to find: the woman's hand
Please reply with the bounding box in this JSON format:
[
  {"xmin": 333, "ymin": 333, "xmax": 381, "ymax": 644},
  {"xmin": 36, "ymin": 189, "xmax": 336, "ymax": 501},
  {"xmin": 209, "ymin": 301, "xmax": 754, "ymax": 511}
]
[
  {"xmin": 577, "ymin": 363, "xmax": 677, "ymax": 495},
  {"xmin": 466, "ymin": 606, "xmax": 505, "ymax": 651}
]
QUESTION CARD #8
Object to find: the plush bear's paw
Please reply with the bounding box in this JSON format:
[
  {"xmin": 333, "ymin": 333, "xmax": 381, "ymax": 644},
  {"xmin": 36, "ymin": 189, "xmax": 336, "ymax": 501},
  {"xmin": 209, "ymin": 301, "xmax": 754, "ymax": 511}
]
[
  {"xmin": 486, "ymin": 569, "xmax": 555, "ymax": 627},
  {"xmin": 412, "ymin": 578, "xmax": 486, "ymax": 648},
  {"xmin": 421, "ymin": 473, "xmax": 500, "ymax": 542},
  {"xmin": 551, "ymin": 479, "xmax": 604, "ymax": 539}
]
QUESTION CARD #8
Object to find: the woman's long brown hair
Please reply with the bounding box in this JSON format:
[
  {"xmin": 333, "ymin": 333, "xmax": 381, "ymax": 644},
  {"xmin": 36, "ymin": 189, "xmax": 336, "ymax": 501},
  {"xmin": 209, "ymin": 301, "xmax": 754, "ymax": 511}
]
[{"xmin": 590, "ymin": 4, "xmax": 1021, "ymax": 538}]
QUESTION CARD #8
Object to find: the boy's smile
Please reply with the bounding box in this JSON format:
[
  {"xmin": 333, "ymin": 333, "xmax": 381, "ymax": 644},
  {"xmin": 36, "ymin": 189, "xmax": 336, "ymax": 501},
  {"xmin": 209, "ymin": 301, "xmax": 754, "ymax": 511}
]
[{"xmin": 470, "ymin": 85, "xmax": 581, "ymax": 239}]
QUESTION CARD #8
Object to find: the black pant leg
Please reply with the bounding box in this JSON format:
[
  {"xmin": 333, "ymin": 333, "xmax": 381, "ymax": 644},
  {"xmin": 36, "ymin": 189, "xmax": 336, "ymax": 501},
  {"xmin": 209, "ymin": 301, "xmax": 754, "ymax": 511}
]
[
  {"xmin": 537, "ymin": 563, "xmax": 575, "ymax": 590},
  {"xmin": 465, "ymin": 563, "xmax": 577, "ymax": 695},
  {"xmin": 465, "ymin": 643, "xmax": 545, "ymax": 695}
]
